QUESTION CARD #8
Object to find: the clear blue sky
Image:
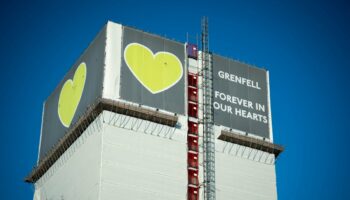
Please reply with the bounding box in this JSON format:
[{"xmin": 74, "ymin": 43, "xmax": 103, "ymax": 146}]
[{"xmin": 0, "ymin": 0, "xmax": 349, "ymax": 199}]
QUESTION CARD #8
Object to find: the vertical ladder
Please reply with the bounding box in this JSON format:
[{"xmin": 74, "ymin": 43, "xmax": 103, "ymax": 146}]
[{"xmin": 201, "ymin": 16, "xmax": 216, "ymax": 200}]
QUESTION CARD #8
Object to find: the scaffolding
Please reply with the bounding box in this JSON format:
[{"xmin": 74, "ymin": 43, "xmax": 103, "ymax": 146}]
[
  {"xmin": 25, "ymin": 98, "xmax": 178, "ymax": 183},
  {"xmin": 201, "ymin": 16, "xmax": 216, "ymax": 200}
]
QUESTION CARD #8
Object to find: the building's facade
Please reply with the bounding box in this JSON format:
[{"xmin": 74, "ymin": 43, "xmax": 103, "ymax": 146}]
[{"xmin": 26, "ymin": 21, "xmax": 283, "ymax": 200}]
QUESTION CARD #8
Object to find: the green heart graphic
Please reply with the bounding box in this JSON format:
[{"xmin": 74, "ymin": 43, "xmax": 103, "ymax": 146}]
[
  {"xmin": 124, "ymin": 43, "xmax": 183, "ymax": 94},
  {"xmin": 58, "ymin": 63, "xmax": 86, "ymax": 127}
]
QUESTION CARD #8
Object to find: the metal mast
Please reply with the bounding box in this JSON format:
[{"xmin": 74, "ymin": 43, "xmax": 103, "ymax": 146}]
[{"xmin": 201, "ymin": 16, "xmax": 216, "ymax": 200}]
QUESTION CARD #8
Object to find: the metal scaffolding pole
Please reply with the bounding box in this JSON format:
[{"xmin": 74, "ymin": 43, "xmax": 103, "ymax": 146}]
[{"xmin": 201, "ymin": 16, "xmax": 216, "ymax": 200}]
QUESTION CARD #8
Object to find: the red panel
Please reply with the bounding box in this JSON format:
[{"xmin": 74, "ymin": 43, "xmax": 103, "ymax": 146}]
[
  {"xmin": 188, "ymin": 73, "xmax": 198, "ymax": 87},
  {"xmin": 188, "ymin": 121, "xmax": 198, "ymax": 135},
  {"xmin": 188, "ymin": 152, "xmax": 199, "ymax": 168},
  {"xmin": 188, "ymin": 169, "xmax": 199, "ymax": 185},
  {"xmin": 188, "ymin": 102, "xmax": 198, "ymax": 118},
  {"xmin": 188, "ymin": 187, "xmax": 199, "ymax": 200},
  {"xmin": 188, "ymin": 135, "xmax": 199, "ymax": 152},
  {"xmin": 188, "ymin": 87, "xmax": 198, "ymax": 102}
]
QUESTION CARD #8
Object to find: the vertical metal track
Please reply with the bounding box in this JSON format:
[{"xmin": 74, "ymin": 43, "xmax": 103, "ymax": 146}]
[{"xmin": 201, "ymin": 16, "xmax": 216, "ymax": 200}]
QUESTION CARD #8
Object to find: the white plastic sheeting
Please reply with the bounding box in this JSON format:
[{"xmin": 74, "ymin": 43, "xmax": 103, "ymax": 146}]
[
  {"xmin": 33, "ymin": 111, "xmax": 188, "ymax": 200},
  {"xmin": 216, "ymin": 139, "xmax": 278, "ymax": 200}
]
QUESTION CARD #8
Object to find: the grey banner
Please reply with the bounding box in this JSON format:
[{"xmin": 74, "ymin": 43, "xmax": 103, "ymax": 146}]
[
  {"xmin": 120, "ymin": 27, "xmax": 185, "ymax": 114},
  {"xmin": 39, "ymin": 27, "xmax": 106, "ymax": 161},
  {"xmin": 213, "ymin": 55, "xmax": 270, "ymax": 138}
]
